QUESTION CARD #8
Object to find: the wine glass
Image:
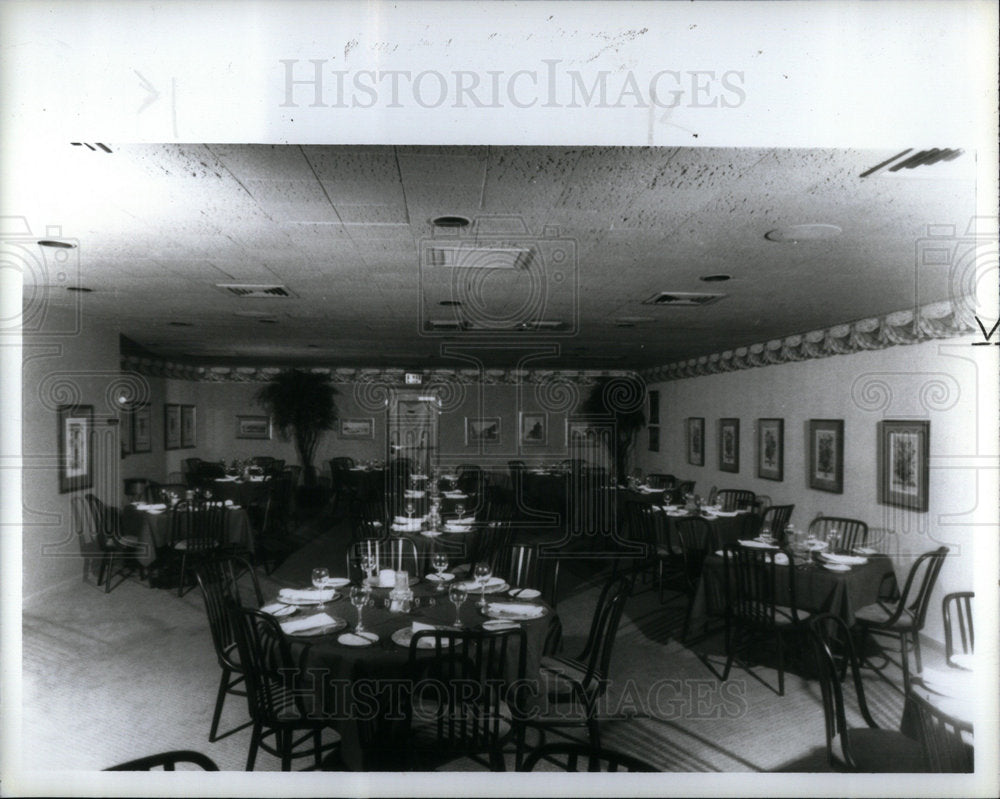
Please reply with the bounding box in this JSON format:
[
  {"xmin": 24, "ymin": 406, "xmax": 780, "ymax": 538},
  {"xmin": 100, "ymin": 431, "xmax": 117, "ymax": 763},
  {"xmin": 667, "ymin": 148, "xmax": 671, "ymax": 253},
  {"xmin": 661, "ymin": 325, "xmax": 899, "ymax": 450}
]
[
  {"xmin": 311, "ymin": 567, "xmax": 330, "ymax": 607},
  {"xmin": 473, "ymin": 561, "xmax": 492, "ymax": 609},
  {"xmin": 455, "ymin": 501, "xmax": 466, "ymax": 520},
  {"xmin": 759, "ymin": 524, "xmax": 773, "ymax": 545},
  {"xmin": 431, "ymin": 553, "xmax": 449, "ymax": 591},
  {"xmin": 349, "ymin": 585, "xmax": 367, "ymax": 633},
  {"xmin": 405, "ymin": 500, "xmax": 416, "ymax": 520},
  {"xmin": 448, "ymin": 584, "xmax": 467, "ymax": 627},
  {"xmin": 360, "ymin": 552, "xmax": 376, "ymax": 585}
]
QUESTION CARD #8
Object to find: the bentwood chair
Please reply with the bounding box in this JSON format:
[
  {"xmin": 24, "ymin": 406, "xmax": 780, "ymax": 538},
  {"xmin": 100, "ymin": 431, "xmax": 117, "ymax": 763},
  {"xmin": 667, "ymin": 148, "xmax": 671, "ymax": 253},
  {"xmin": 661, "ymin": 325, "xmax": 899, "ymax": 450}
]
[
  {"xmin": 493, "ymin": 543, "xmax": 561, "ymax": 605},
  {"xmin": 105, "ymin": 750, "xmax": 220, "ymax": 771},
  {"xmin": 228, "ymin": 605, "xmax": 342, "ymax": 771},
  {"xmin": 942, "ymin": 591, "xmax": 974, "ymax": 668},
  {"xmin": 715, "ymin": 489, "xmax": 757, "ymax": 512},
  {"xmin": 760, "ymin": 504, "xmax": 794, "ymax": 542},
  {"xmin": 351, "ymin": 498, "xmax": 388, "ymax": 541},
  {"xmin": 722, "ymin": 542, "xmax": 809, "ymax": 696},
  {"xmin": 516, "ymin": 569, "xmax": 637, "ymax": 766},
  {"xmin": 645, "ymin": 473, "xmax": 675, "ymax": 490},
  {"xmin": 808, "ymin": 613, "xmax": 928, "ymax": 772},
  {"xmin": 82, "ymin": 494, "xmax": 145, "ymax": 593},
  {"xmin": 519, "ymin": 742, "xmax": 657, "ymax": 772},
  {"xmin": 911, "ymin": 690, "xmax": 974, "ymax": 772},
  {"xmin": 470, "ymin": 521, "xmax": 513, "ymax": 570},
  {"xmin": 808, "ymin": 516, "xmax": 869, "ymax": 553},
  {"xmin": 400, "ymin": 627, "xmax": 527, "ymax": 771},
  {"xmin": 853, "ymin": 546, "xmax": 949, "ymax": 692},
  {"xmin": 194, "ymin": 553, "xmax": 263, "ymax": 743},
  {"xmin": 673, "ymin": 516, "xmax": 715, "ymax": 641},
  {"xmin": 169, "ymin": 500, "xmax": 226, "ymax": 597}
]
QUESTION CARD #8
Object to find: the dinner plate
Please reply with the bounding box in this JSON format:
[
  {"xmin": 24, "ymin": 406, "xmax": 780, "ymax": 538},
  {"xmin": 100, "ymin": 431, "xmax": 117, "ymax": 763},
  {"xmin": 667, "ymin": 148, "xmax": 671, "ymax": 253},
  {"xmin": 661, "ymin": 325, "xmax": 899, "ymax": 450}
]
[
  {"xmin": 426, "ymin": 572, "xmax": 455, "ymax": 583},
  {"xmin": 146, "ymin": 509, "xmax": 165, "ymax": 515},
  {"xmin": 852, "ymin": 546, "xmax": 878, "ymax": 556},
  {"xmin": 277, "ymin": 591, "xmax": 341, "ymax": 606},
  {"xmin": 821, "ymin": 552, "xmax": 868, "ymax": 566},
  {"xmin": 260, "ymin": 602, "xmax": 298, "ymax": 618},
  {"xmin": 338, "ymin": 631, "xmax": 379, "ymax": 647},
  {"xmin": 456, "ymin": 578, "xmax": 508, "ymax": 593},
  {"xmin": 320, "ymin": 577, "xmax": 351, "ymax": 589},
  {"xmin": 392, "ymin": 626, "xmax": 453, "ymax": 649},
  {"xmin": 484, "ymin": 603, "xmax": 546, "ymax": 620},
  {"xmin": 822, "ymin": 563, "xmax": 851, "ymax": 572},
  {"xmin": 508, "ymin": 587, "xmax": 541, "ymax": 599},
  {"xmin": 482, "ymin": 619, "xmax": 521, "ymax": 631},
  {"xmin": 420, "ymin": 530, "xmax": 443, "ymax": 538},
  {"xmin": 287, "ymin": 617, "xmax": 347, "ymax": 637}
]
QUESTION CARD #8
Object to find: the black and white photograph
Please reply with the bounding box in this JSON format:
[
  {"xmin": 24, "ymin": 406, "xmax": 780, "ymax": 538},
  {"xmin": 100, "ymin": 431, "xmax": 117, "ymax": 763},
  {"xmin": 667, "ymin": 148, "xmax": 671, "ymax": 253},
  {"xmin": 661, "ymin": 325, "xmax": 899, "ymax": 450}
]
[{"xmin": 3, "ymin": 2, "xmax": 997, "ymax": 798}]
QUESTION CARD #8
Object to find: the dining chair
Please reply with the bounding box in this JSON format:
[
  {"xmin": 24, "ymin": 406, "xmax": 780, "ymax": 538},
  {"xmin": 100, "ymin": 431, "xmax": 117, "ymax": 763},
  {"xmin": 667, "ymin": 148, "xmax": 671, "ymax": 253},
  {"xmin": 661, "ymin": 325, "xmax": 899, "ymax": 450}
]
[
  {"xmin": 808, "ymin": 613, "xmax": 928, "ymax": 772},
  {"xmin": 347, "ymin": 539, "xmax": 383, "ymax": 583},
  {"xmin": 484, "ymin": 487, "xmax": 515, "ymax": 524},
  {"xmin": 169, "ymin": 500, "xmax": 227, "ymax": 597},
  {"xmin": 911, "ymin": 689, "xmax": 974, "ymax": 772},
  {"xmin": 515, "ymin": 569, "xmax": 636, "ymax": 767},
  {"xmin": 808, "ymin": 516, "xmax": 869, "ymax": 553},
  {"xmin": 83, "ymin": 494, "xmax": 145, "ymax": 593},
  {"xmin": 760, "ymin": 504, "xmax": 794, "ymax": 542},
  {"xmin": 493, "ymin": 543, "xmax": 561, "ymax": 606},
  {"xmin": 519, "ymin": 741, "xmax": 657, "ymax": 772},
  {"xmin": 618, "ymin": 501, "xmax": 678, "ymax": 603},
  {"xmin": 457, "ymin": 465, "xmax": 486, "ymax": 496},
  {"xmin": 672, "ymin": 480, "xmax": 696, "ymax": 503},
  {"xmin": 105, "ymin": 750, "xmax": 220, "ymax": 771},
  {"xmin": 721, "ymin": 542, "xmax": 809, "ymax": 696},
  {"xmin": 715, "ymin": 489, "xmax": 756, "ymax": 512},
  {"xmin": 194, "ymin": 554, "xmax": 263, "ymax": 743},
  {"xmin": 385, "ymin": 536, "xmax": 421, "ymax": 577},
  {"xmin": 401, "ymin": 626, "xmax": 527, "ymax": 771},
  {"xmin": 123, "ymin": 477, "xmax": 152, "ymax": 503},
  {"xmin": 227, "ymin": 605, "xmax": 342, "ymax": 771},
  {"xmin": 351, "ymin": 498, "xmax": 388, "ymax": 541},
  {"xmin": 942, "ymin": 591, "xmax": 974, "ymax": 668},
  {"xmin": 150, "ymin": 483, "xmax": 188, "ymax": 504},
  {"xmin": 645, "ymin": 473, "xmax": 675, "ymax": 490},
  {"xmin": 183, "ymin": 457, "xmax": 204, "ymax": 487},
  {"xmin": 673, "ymin": 516, "xmax": 715, "ymax": 641},
  {"xmin": 470, "ymin": 521, "xmax": 513, "ymax": 570},
  {"xmin": 853, "ymin": 546, "xmax": 949, "ymax": 692}
]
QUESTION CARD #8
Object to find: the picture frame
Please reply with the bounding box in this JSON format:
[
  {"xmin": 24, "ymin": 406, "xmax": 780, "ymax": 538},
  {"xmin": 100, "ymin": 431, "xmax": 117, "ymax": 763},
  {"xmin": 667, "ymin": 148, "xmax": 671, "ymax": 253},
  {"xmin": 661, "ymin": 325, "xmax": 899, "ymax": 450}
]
[
  {"xmin": 648, "ymin": 390, "xmax": 660, "ymax": 425},
  {"xmin": 236, "ymin": 414, "xmax": 272, "ymax": 440},
  {"xmin": 58, "ymin": 405, "xmax": 94, "ymax": 493},
  {"xmin": 180, "ymin": 404, "xmax": 197, "ymax": 448},
  {"xmin": 164, "ymin": 404, "xmax": 182, "ymax": 450},
  {"xmin": 756, "ymin": 418, "xmax": 784, "ymax": 481},
  {"xmin": 718, "ymin": 418, "xmax": 740, "ymax": 473},
  {"xmin": 686, "ymin": 417, "xmax": 704, "ymax": 466},
  {"xmin": 339, "ymin": 418, "xmax": 375, "ymax": 440},
  {"xmin": 132, "ymin": 405, "xmax": 152, "ymax": 453},
  {"xmin": 519, "ymin": 412, "xmax": 547, "ymax": 446},
  {"xmin": 466, "ymin": 417, "xmax": 501, "ymax": 445},
  {"xmin": 120, "ymin": 405, "xmax": 132, "ymax": 456},
  {"xmin": 565, "ymin": 418, "xmax": 605, "ymax": 450},
  {"xmin": 878, "ymin": 420, "xmax": 930, "ymax": 512},
  {"xmin": 808, "ymin": 419, "xmax": 844, "ymax": 493},
  {"xmin": 648, "ymin": 425, "xmax": 660, "ymax": 452}
]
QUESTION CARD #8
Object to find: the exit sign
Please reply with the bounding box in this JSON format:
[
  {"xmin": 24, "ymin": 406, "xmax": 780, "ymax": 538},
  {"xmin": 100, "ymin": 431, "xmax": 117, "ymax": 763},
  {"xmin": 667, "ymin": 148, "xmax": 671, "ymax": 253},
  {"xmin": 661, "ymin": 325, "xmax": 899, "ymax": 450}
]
[{"xmin": 405, "ymin": 373, "xmax": 422, "ymax": 385}]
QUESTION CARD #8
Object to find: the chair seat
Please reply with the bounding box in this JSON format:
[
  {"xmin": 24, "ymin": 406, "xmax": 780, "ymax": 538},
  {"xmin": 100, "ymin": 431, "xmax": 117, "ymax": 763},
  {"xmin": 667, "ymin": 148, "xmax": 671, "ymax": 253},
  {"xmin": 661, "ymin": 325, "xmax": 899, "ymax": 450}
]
[
  {"xmin": 835, "ymin": 728, "xmax": 927, "ymax": 772},
  {"xmin": 854, "ymin": 601, "xmax": 915, "ymax": 629}
]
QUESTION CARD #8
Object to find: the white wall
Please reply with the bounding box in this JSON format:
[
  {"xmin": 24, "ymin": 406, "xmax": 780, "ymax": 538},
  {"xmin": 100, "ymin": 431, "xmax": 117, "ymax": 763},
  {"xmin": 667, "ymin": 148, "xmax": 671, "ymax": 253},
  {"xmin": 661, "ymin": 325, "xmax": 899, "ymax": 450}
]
[{"xmin": 636, "ymin": 335, "xmax": 996, "ymax": 643}]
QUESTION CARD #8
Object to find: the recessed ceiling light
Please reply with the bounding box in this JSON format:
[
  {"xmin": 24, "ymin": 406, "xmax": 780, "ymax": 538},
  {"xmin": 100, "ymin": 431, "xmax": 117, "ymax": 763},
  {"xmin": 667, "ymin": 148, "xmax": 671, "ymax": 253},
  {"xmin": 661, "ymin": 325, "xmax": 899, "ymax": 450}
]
[
  {"xmin": 764, "ymin": 224, "xmax": 842, "ymax": 243},
  {"xmin": 307, "ymin": 344, "xmax": 319, "ymax": 349},
  {"xmin": 66, "ymin": 286, "xmax": 92, "ymax": 292},
  {"xmin": 258, "ymin": 318, "xmax": 278, "ymax": 324},
  {"xmin": 699, "ymin": 274, "xmax": 731, "ymax": 282},
  {"xmin": 38, "ymin": 240, "xmax": 77, "ymax": 249},
  {"xmin": 168, "ymin": 321, "xmax": 192, "ymax": 326},
  {"xmin": 431, "ymin": 215, "xmax": 471, "ymax": 228},
  {"xmin": 438, "ymin": 300, "xmax": 462, "ymax": 306}
]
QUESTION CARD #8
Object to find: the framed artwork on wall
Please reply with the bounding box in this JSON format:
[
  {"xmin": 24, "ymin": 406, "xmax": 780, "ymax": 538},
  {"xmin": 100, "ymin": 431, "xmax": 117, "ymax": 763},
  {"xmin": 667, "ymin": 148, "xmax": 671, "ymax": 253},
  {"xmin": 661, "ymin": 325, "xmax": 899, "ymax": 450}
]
[
  {"xmin": 164, "ymin": 404, "xmax": 181, "ymax": 450},
  {"xmin": 339, "ymin": 418, "xmax": 375, "ymax": 439},
  {"xmin": 132, "ymin": 405, "xmax": 152, "ymax": 453},
  {"xmin": 58, "ymin": 405, "xmax": 94, "ymax": 493},
  {"xmin": 718, "ymin": 418, "xmax": 740, "ymax": 473},
  {"xmin": 120, "ymin": 406, "xmax": 132, "ymax": 456},
  {"xmin": 237, "ymin": 414, "xmax": 272, "ymax": 440},
  {"xmin": 808, "ymin": 419, "xmax": 844, "ymax": 493},
  {"xmin": 878, "ymin": 420, "xmax": 929, "ymax": 512},
  {"xmin": 519, "ymin": 412, "xmax": 547, "ymax": 445},
  {"xmin": 686, "ymin": 417, "xmax": 704, "ymax": 466},
  {"xmin": 648, "ymin": 425, "xmax": 660, "ymax": 452},
  {"xmin": 180, "ymin": 405, "xmax": 197, "ymax": 448},
  {"xmin": 466, "ymin": 417, "xmax": 501, "ymax": 445},
  {"xmin": 756, "ymin": 418, "xmax": 784, "ymax": 481}
]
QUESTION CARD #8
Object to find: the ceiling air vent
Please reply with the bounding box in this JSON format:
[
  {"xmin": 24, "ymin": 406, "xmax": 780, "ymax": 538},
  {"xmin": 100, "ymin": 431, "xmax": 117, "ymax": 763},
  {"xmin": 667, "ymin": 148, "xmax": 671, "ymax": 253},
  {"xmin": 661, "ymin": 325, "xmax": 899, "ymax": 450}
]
[
  {"xmin": 216, "ymin": 284, "xmax": 294, "ymax": 298},
  {"xmin": 424, "ymin": 244, "xmax": 534, "ymax": 270},
  {"xmin": 424, "ymin": 319, "xmax": 469, "ymax": 332},
  {"xmin": 642, "ymin": 291, "xmax": 725, "ymax": 307}
]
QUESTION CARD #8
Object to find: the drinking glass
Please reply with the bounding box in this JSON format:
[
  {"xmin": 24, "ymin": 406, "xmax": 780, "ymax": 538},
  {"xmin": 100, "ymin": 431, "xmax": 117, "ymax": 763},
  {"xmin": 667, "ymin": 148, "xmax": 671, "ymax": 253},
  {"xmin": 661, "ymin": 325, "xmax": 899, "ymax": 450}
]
[
  {"xmin": 432, "ymin": 553, "xmax": 449, "ymax": 591},
  {"xmin": 311, "ymin": 567, "xmax": 330, "ymax": 607},
  {"xmin": 474, "ymin": 561, "xmax": 492, "ymax": 609},
  {"xmin": 349, "ymin": 585, "xmax": 367, "ymax": 633},
  {"xmin": 759, "ymin": 524, "xmax": 773, "ymax": 544},
  {"xmin": 360, "ymin": 552, "xmax": 376, "ymax": 585},
  {"xmin": 455, "ymin": 501, "xmax": 466, "ymax": 519},
  {"xmin": 448, "ymin": 584, "xmax": 467, "ymax": 627},
  {"xmin": 405, "ymin": 501, "xmax": 416, "ymax": 520}
]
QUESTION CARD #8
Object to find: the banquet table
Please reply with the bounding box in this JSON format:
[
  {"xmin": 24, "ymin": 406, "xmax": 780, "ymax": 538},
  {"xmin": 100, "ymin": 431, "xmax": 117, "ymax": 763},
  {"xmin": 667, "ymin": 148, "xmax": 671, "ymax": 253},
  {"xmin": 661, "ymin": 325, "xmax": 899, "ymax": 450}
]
[
  {"xmin": 121, "ymin": 504, "xmax": 253, "ymax": 566},
  {"xmin": 208, "ymin": 477, "xmax": 271, "ymax": 507},
  {"xmin": 266, "ymin": 573, "xmax": 557, "ymax": 770}
]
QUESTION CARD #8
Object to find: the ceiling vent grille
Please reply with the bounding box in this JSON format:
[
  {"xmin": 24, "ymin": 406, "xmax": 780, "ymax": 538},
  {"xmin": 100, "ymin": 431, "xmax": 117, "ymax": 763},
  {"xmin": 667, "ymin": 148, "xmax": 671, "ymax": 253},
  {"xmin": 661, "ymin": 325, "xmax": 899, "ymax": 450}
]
[
  {"xmin": 425, "ymin": 245, "xmax": 534, "ymax": 270},
  {"xmin": 216, "ymin": 284, "xmax": 294, "ymax": 298},
  {"xmin": 642, "ymin": 292, "xmax": 725, "ymax": 307},
  {"xmin": 424, "ymin": 319, "xmax": 469, "ymax": 332}
]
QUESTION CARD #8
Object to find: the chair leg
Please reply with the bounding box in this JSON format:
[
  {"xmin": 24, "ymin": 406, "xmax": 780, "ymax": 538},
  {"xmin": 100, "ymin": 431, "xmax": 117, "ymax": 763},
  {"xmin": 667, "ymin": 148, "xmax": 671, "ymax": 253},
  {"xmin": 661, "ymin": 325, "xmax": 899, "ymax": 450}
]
[
  {"xmin": 314, "ymin": 729, "xmax": 322, "ymax": 769},
  {"xmin": 912, "ymin": 631, "xmax": 923, "ymax": 674},
  {"xmin": 900, "ymin": 633, "xmax": 911, "ymax": 693},
  {"xmin": 776, "ymin": 631, "xmax": 785, "ymax": 697},
  {"xmin": 246, "ymin": 722, "xmax": 261, "ymax": 771},
  {"xmin": 722, "ymin": 620, "xmax": 735, "ymax": 680},
  {"xmin": 104, "ymin": 553, "xmax": 116, "ymax": 593},
  {"xmin": 178, "ymin": 552, "xmax": 188, "ymax": 597},
  {"xmin": 281, "ymin": 729, "xmax": 292, "ymax": 772},
  {"xmin": 209, "ymin": 667, "xmax": 231, "ymax": 742}
]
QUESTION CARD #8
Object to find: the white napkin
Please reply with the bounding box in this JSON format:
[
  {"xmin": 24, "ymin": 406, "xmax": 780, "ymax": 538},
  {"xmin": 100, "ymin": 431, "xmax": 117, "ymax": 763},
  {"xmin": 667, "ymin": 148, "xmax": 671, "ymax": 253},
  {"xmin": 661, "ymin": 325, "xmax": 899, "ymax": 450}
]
[
  {"xmin": 411, "ymin": 620, "xmax": 439, "ymax": 633},
  {"xmin": 738, "ymin": 539, "xmax": 778, "ymax": 549},
  {"xmin": 821, "ymin": 552, "xmax": 868, "ymax": 566},
  {"xmin": 774, "ymin": 552, "xmax": 789, "ymax": 566},
  {"xmin": 145, "ymin": 503, "xmax": 167, "ymax": 511},
  {"xmin": 280, "ymin": 612, "xmax": 338, "ymax": 635},
  {"xmin": 852, "ymin": 546, "xmax": 877, "ymax": 556},
  {"xmin": 378, "ymin": 569, "xmax": 396, "ymax": 588},
  {"xmin": 403, "ymin": 490, "xmax": 426, "ymax": 498},
  {"xmin": 458, "ymin": 577, "xmax": 505, "ymax": 592},
  {"xmin": 712, "ymin": 510, "xmax": 740, "ymax": 517},
  {"xmin": 426, "ymin": 572, "xmax": 454, "ymax": 582},
  {"xmin": 443, "ymin": 491, "xmax": 468, "ymax": 499},
  {"xmin": 278, "ymin": 587, "xmax": 336, "ymax": 602},
  {"xmin": 259, "ymin": 601, "xmax": 294, "ymax": 616},
  {"xmin": 486, "ymin": 602, "xmax": 545, "ymax": 619}
]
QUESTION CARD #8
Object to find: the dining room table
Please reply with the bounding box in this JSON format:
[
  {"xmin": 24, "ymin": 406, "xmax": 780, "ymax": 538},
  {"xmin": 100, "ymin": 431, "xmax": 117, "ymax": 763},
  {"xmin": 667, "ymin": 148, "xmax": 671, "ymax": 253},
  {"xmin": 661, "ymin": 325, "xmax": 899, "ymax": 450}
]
[
  {"xmin": 207, "ymin": 476, "xmax": 272, "ymax": 507},
  {"xmin": 120, "ymin": 502, "xmax": 254, "ymax": 567}
]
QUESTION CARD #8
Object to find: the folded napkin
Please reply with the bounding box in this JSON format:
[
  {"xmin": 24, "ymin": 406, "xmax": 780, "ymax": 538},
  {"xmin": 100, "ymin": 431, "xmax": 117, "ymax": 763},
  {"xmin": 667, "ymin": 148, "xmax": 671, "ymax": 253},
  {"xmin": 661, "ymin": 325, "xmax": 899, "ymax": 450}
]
[
  {"xmin": 443, "ymin": 491, "xmax": 468, "ymax": 498},
  {"xmin": 378, "ymin": 569, "xmax": 396, "ymax": 588},
  {"xmin": 712, "ymin": 510, "xmax": 740, "ymax": 517},
  {"xmin": 145, "ymin": 503, "xmax": 167, "ymax": 511},
  {"xmin": 440, "ymin": 474, "xmax": 458, "ymax": 481},
  {"xmin": 486, "ymin": 602, "xmax": 545, "ymax": 619},
  {"xmin": 426, "ymin": 572, "xmax": 454, "ymax": 582},
  {"xmin": 278, "ymin": 587, "xmax": 337, "ymax": 602},
  {"xmin": 403, "ymin": 490, "xmax": 426, "ymax": 498},
  {"xmin": 482, "ymin": 619, "xmax": 521, "ymax": 631},
  {"xmin": 259, "ymin": 601, "xmax": 295, "ymax": 617},
  {"xmin": 738, "ymin": 539, "xmax": 778, "ymax": 549},
  {"xmin": 411, "ymin": 620, "xmax": 441, "ymax": 633},
  {"xmin": 457, "ymin": 577, "xmax": 505, "ymax": 592},
  {"xmin": 774, "ymin": 552, "xmax": 789, "ymax": 566},
  {"xmin": 394, "ymin": 515, "xmax": 425, "ymax": 524},
  {"xmin": 852, "ymin": 546, "xmax": 877, "ymax": 556},
  {"xmin": 821, "ymin": 552, "xmax": 868, "ymax": 566},
  {"xmin": 411, "ymin": 474, "xmax": 428, "ymax": 480},
  {"xmin": 280, "ymin": 612, "xmax": 338, "ymax": 635}
]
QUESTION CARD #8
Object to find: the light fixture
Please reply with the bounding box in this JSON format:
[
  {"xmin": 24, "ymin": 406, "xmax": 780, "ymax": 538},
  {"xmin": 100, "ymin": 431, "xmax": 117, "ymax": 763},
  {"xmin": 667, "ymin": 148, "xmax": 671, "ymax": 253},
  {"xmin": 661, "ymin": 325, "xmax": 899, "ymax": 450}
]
[
  {"xmin": 764, "ymin": 224, "xmax": 842, "ymax": 243},
  {"xmin": 39, "ymin": 240, "xmax": 77, "ymax": 249},
  {"xmin": 431, "ymin": 215, "xmax": 471, "ymax": 228},
  {"xmin": 66, "ymin": 286, "xmax": 93, "ymax": 293},
  {"xmin": 168, "ymin": 321, "xmax": 192, "ymax": 327},
  {"xmin": 699, "ymin": 274, "xmax": 731, "ymax": 282}
]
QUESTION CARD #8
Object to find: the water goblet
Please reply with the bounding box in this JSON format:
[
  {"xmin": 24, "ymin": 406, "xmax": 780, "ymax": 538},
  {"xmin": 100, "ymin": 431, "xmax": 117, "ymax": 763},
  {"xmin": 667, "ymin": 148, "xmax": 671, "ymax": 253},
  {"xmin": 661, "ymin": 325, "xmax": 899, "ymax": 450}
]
[
  {"xmin": 474, "ymin": 561, "xmax": 492, "ymax": 609},
  {"xmin": 455, "ymin": 501, "xmax": 466, "ymax": 520},
  {"xmin": 311, "ymin": 567, "xmax": 330, "ymax": 607},
  {"xmin": 432, "ymin": 553, "xmax": 449, "ymax": 591},
  {"xmin": 405, "ymin": 500, "xmax": 416, "ymax": 520},
  {"xmin": 448, "ymin": 584, "xmax": 467, "ymax": 627},
  {"xmin": 349, "ymin": 585, "xmax": 368, "ymax": 633}
]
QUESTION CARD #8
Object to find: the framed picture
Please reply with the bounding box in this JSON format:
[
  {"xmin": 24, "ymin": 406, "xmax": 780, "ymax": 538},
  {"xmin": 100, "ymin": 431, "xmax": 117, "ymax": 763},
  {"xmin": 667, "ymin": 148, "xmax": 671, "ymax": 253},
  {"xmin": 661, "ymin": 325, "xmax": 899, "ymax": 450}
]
[
  {"xmin": 648, "ymin": 390, "xmax": 660, "ymax": 425},
  {"xmin": 566, "ymin": 418, "xmax": 606, "ymax": 449},
  {"xmin": 58, "ymin": 404, "xmax": 94, "ymax": 493},
  {"xmin": 808, "ymin": 419, "xmax": 844, "ymax": 493},
  {"xmin": 756, "ymin": 418, "xmax": 784, "ymax": 481},
  {"xmin": 519, "ymin": 412, "xmax": 547, "ymax": 445},
  {"xmin": 686, "ymin": 417, "xmax": 704, "ymax": 466},
  {"xmin": 648, "ymin": 425, "xmax": 660, "ymax": 452},
  {"xmin": 878, "ymin": 420, "xmax": 930, "ymax": 512},
  {"xmin": 180, "ymin": 404, "xmax": 197, "ymax": 448},
  {"xmin": 466, "ymin": 417, "xmax": 501, "ymax": 445},
  {"xmin": 718, "ymin": 418, "xmax": 740, "ymax": 473},
  {"xmin": 236, "ymin": 414, "xmax": 272, "ymax": 440},
  {"xmin": 340, "ymin": 418, "xmax": 375, "ymax": 439},
  {"xmin": 132, "ymin": 405, "xmax": 152, "ymax": 453},
  {"xmin": 120, "ymin": 406, "xmax": 132, "ymax": 456},
  {"xmin": 164, "ymin": 404, "xmax": 182, "ymax": 450}
]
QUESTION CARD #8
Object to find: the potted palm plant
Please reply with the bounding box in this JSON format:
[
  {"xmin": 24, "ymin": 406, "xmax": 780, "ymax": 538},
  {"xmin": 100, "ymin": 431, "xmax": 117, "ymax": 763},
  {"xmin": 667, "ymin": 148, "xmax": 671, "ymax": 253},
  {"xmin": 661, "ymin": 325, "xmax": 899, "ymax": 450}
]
[
  {"xmin": 578, "ymin": 376, "xmax": 647, "ymax": 484},
  {"xmin": 255, "ymin": 369, "xmax": 338, "ymax": 492}
]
